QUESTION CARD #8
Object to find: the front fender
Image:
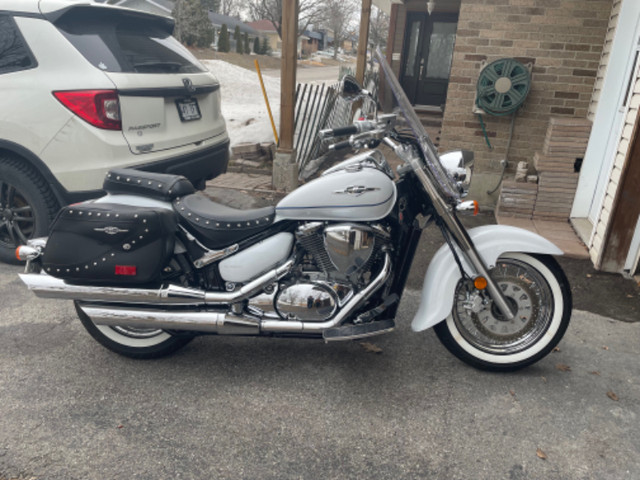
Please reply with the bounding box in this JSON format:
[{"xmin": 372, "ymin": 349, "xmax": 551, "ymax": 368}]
[{"xmin": 411, "ymin": 225, "xmax": 563, "ymax": 332}]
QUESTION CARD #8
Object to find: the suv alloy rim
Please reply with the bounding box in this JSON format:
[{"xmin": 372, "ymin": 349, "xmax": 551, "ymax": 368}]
[{"xmin": 0, "ymin": 181, "xmax": 35, "ymax": 248}]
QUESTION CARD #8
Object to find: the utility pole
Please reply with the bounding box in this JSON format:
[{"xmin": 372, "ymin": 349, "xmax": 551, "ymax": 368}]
[
  {"xmin": 273, "ymin": 0, "xmax": 299, "ymax": 191},
  {"xmin": 355, "ymin": 0, "xmax": 372, "ymax": 85}
]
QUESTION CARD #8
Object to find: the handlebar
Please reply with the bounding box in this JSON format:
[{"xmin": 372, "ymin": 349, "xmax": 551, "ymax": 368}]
[
  {"xmin": 325, "ymin": 125, "xmax": 359, "ymax": 137},
  {"xmin": 329, "ymin": 140, "xmax": 352, "ymax": 151},
  {"xmin": 319, "ymin": 120, "xmax": 378, "ymax": 139}
]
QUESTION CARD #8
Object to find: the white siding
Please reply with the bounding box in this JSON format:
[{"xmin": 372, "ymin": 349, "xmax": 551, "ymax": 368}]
[
  {"xmin": 588, "ymin": 0, "xmax": 623, "ymax": 121},
  {"xmin": 589, "ymin": 72, "xmax": 640, "ymax": 266}
]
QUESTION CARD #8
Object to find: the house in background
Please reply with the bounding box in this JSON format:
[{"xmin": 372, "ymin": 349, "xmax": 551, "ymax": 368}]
[
  {"xmin": 208, "ymin": 12, "xmax": 258, "ymax": 51},
  {"xmin": 247, "ymin": 19, "xmax": 281, "ymax": 52},
  {"xmin": 316, "ymin": 28, "xmax": 334, "ymax": 52},
  {"xmin": 341, "ymin": 33, "xmax": 358, "ymax": 54},
  {"xmin": 375, "ymin": 0, "xmax": 639, "ymax": 277},
  {"xmin": 301, "ymin": 31, "xmax": 322, "ymax": 57}
]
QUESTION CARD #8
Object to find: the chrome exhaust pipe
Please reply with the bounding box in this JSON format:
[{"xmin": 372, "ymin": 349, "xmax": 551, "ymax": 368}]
[
  {"xmin": 18, "ymin": 273, "xmax": 207, "ymax": 304},
  {"xmin": 76, "ymin": 253, "xmax": 392, "ymax": 337},
  {"xmin": 80, "ymin": 305, "xmax": 259, "ymax": 335},
  {"xmin": 18, "ymin": 259, "xmax": 294, "ymax": 306}
]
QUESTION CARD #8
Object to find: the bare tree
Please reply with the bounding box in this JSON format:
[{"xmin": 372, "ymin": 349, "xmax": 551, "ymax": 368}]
[
  {"xmin": 219, "ymin": 0, "xmax": 245, "ymax": 17},
  {"xmin": 173, "ymin": 0, "xmax": 215, "ymax": 47},
  {"xmin": 247, "ymin": 0, "xmax": 325, "ymax": 39},
  {"xmin": 368, "ymin": 6, "xmax": 389, "ymax": 51},
  {"xmin": 322, "ymin": 0, "xmax": 357, "ymax": 59}
]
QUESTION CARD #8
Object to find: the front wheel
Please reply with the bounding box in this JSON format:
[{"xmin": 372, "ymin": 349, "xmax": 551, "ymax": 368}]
[
  {"xmin": 434, "ymin": 253, "xmax": 572, "ymax": 372},
  {"xmin": 75, "ymin": 302, "xmax": 194, "ymax": 359}
]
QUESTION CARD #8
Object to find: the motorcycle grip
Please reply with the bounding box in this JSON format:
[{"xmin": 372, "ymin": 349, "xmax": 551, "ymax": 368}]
[
  {"xmin": 330, "ymin": 140, "xmax": 352, "ymax": 151},
  {"xmin": 328, "ymin": 125, "xmax": 359, "ymax": 137}
]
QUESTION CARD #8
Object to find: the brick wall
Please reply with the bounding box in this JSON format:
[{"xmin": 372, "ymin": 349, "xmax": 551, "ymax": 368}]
[{"xmin": 438, "ymin": 0, "xmax": 612, "ymax": 205}]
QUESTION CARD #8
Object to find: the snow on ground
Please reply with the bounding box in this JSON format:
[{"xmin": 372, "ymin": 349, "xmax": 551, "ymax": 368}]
[{"xmin": 202, "ymin": 59, "xmax": 281, "ymax": 147}]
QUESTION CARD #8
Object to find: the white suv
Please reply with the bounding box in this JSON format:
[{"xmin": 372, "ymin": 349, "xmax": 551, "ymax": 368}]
[{"xmin": 0, "ymin": 0, "xmax": 229, "ymax": 262}]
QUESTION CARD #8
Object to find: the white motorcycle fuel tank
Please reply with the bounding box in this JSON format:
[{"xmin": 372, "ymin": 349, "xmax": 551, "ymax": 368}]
[{"xmin": 275, "ymin": 167, "xmax": 397, "ymax": 221}]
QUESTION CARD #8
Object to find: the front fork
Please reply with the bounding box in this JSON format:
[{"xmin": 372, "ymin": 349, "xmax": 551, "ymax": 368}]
[
  {"xmin": 406, "ymin": 154, "xmax": 516, "ymax": 321},
  {"xmin": 438, "ymin": 212, "xmax": 516, "ymax": 321}
]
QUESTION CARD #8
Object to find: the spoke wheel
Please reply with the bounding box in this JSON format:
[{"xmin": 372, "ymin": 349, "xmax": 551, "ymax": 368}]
[
  {"xmin": 434, "ymin": 253, "xmax": 572, "ymax": 372},
  {"xmin": 0, "ymin": 156, "xmax": 59, "ymax": 264},
  {"xmin": 452, "ymin": 258, "xmax": 554, "ymax": 355}
]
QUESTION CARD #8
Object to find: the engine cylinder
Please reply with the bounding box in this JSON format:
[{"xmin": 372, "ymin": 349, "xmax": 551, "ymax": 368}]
[{"xmin": 324, "ymin": 224, "xmax": 376, "ymax": 275}]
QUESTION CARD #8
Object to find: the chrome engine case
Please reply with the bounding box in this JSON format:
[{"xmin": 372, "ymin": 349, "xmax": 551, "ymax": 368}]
[{"xmin": 247, "ymin": 222, "xmax": 389, "ymax": 322}]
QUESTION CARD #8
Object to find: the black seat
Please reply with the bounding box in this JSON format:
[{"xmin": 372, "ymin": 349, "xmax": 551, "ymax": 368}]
[
  {"xmin": 103, "ymin": 168, "xmax": 195, "ymax": 202},
  {"xmin": 173, "ymin": 194, "xmax": 276, "ymax": 249}
]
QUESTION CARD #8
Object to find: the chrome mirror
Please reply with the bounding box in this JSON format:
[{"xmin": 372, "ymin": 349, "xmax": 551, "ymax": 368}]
[{"xmin": 439, "ymin": 150, "xmax": 474, "ymax": 197}]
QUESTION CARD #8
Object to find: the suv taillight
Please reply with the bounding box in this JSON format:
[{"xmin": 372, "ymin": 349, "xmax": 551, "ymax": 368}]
[{"xmin": 53, "ymin": 90, "xmax": 121, "ymax": 130}]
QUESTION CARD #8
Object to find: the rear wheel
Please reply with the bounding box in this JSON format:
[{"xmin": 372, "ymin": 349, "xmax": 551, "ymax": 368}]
[
  {"xmin": 0, "ymin": 156, "xmax": 59, "ymax": 264},
  {"xmin": 75, "ymin": 302, "xmax": 194, "ymax": 359},
  {"xmin": 434, "ymin": 253, "xmax": 572, "ymax": 372}
]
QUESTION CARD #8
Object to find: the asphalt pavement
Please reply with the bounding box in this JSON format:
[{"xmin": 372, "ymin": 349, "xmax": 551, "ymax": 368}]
[{"xmin": 1, "ymin": 258, "xmax": 640, "ymax": 479}]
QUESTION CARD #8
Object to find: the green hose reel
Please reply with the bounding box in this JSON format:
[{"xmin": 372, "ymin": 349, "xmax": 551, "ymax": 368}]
[
  {"xmin": 476, "ymin": 58, "xmax": 531, "ymax": 116},
  {"xmin": 475, "ymin": 58, "xmax": 532, "ymax": 151}
]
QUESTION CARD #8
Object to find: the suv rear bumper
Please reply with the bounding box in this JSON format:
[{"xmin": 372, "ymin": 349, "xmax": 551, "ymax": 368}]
[
  {"xmin": 63, "ymin": 140, "xmax": 230, "ymax": 204},
  {"xmin": 136, "ymin": 138, "xmax": 230, "ymax": 189}
]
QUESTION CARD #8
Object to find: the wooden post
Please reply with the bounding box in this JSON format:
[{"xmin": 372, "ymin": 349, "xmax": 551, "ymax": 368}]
[
  {"xmin": 278, "ymin": 0, "xmax": 298, "ymax": 153},
  {"xmin": 355, "ymin": 0, "xmax": 372, "ymax": 85}
]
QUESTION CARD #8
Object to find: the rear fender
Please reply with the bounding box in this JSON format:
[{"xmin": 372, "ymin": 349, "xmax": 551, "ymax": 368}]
[{"xmin": 411, "ymin": 225, "xmax": 563, "ymax": 332}]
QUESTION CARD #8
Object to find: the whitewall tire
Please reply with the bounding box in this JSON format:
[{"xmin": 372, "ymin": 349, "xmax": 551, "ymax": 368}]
[{"xmin": 434, "ymin": 253, "xmax": 572, "ymax": 371}]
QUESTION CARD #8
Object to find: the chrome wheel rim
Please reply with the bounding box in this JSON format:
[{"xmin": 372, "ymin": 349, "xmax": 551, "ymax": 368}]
[
  {"xmin": 0, "ymin": 181, "xmax": 35, "ymax": 248},
  {"xmin": 452, "ymin": 258, "xmax": 554, "ymax": 355}
]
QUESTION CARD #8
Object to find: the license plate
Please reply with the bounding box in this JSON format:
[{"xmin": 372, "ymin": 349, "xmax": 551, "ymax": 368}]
[{"xmin": 176, "ymin": 98, "xmax": 201, "ymax": 122}]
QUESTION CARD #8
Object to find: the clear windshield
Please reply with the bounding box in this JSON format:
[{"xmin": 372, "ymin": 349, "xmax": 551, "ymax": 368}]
[{"xmin": 374, "ymin": 48, "xmax": 460, "ymax": 202}]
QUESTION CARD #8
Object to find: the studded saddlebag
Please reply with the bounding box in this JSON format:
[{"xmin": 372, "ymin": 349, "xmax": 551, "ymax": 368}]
[{"xmin": 42, "ymin": 203, "xmax": 177, "ymax": 285}]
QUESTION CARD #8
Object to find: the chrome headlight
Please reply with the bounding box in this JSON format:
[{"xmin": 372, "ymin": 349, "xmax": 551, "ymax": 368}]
[{"xmin": 439, "ymin": 150, "xmax": 474, "ymax": 197}]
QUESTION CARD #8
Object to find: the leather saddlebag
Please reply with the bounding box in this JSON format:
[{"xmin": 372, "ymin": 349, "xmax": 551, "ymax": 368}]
[{"xmin": 42, "ymin": 202, "xmax": 177, "ymax": 285}]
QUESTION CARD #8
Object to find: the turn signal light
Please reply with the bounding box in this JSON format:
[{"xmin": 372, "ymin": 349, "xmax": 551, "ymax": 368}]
[
  {"xmin": 53, "ymin": 90, "xmax": 121, "ymax": 130},
  {"xmin": 15, "ymin": 245, "xmax": 40, "ymax": 261},
  {"xmin": 474, "ymin": 276, "xmax": 488, "ymax": 290}
]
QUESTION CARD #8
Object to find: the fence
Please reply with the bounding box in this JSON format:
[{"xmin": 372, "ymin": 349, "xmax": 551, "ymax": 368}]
[
  {"xmin": 293, "ymin": 82, "xmax": 352, "ymax": 175},
  {"xmin": 293, "ymin": 67, "xmax": 380, "ymax": 177}
]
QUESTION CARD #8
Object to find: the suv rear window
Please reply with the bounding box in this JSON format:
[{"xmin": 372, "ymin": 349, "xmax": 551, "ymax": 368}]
[
  {"xmin": 0, "ymin": 15, "xmax": 37, "ymax": 74},
  {"xmin": 55, "ymin": 10, "xmax": 205, "ymax": 74}
]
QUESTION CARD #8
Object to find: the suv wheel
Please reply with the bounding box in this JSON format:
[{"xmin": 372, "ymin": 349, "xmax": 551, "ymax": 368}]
[{"xmin": 0, "ymin": 156, "xmax": 59, "ymax": 264}]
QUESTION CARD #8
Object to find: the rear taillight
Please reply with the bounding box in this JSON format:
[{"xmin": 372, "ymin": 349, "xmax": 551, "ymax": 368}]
[{"xmin": 53, "ymin": 90, "xmax": 122, "ymax": 130}]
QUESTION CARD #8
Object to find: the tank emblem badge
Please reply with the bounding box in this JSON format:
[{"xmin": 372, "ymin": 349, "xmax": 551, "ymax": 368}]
[
  {"xmin": 94, "ymin": 226, "xmax": 129, "ymax": 235},
  {"xmin": 334, "ymin": 185, "xmax": 381, "ymax": 197}
]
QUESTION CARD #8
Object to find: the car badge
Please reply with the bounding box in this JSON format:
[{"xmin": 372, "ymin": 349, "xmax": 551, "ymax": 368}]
[
  {"xmin": 94, "ymin": 226, "xmax": 129, "ymax": 235},
  {"xmin": 183, "ymin": 78, "xmax": 196, "ymax": 94}
]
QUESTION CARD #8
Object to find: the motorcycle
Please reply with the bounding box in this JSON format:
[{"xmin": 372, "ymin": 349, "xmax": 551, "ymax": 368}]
[{"xmin": 16, "ymin": 50, "xmax": 571, "ymax": 371}]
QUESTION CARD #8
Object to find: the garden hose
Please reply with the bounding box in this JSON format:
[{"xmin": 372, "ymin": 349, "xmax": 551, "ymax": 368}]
[{"xmin": 474, "ymin": 58, "xmax": 531, "ymax": 194}]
